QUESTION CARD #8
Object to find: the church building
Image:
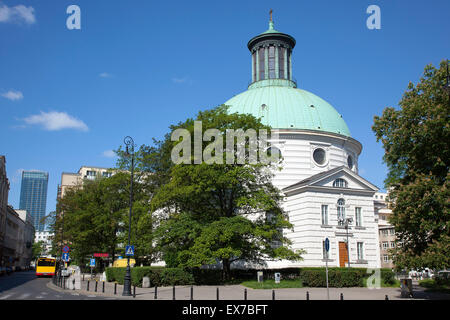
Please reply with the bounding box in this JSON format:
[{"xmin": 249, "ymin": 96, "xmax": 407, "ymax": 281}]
[{"xmin": 223, "ymin": 15, "xmax": 381, "ymax": 269}]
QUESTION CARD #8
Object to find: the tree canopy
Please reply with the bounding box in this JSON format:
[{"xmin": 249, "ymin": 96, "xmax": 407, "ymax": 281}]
[
  {"xmin": 151, "ymin": 106, "xmax": 303, "ymax": 278},
  {"xmin": 372, "ymin": 60, "xmax": 450, "ymax": 271}
]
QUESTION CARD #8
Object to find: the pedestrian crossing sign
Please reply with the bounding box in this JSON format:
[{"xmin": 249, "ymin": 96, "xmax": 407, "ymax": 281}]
[{"xmin": 125, "ymin": 245, "xmax": 134, "ymax": 256}]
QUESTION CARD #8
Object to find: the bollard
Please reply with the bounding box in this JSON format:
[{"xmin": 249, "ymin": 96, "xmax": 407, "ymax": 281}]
[
  {"xmin": 102, "ymin": 281, "xmax": 105, "ymax": 293},
  {"xmin": 172, "ymin": 285, "xmax": 175, "ymax": 300},
  {"xmin": 154, "ymin": 286, "xmax": 158, "ymax": 300},
  {"xmin": 385, "ymin": 295, "xmax": 389, "ymax": 300},
  {"xmin": 190, "ymin": 286, "xmax": 193, "ymax": 300},
  {"xmin": 95, "ymin": 280, "xmax": 98, "ymax": 292},
  {"xmin": 133, "ymin": 286, "xmax": 136, "ymax": 298},
  {"xmin": 244, "ymin": 288, "xmax": 247, "ymax": 300},
  {"xmin": 87, "ymin": 280, "xmax": 90, "ymax": 291},
  {"xmin": 306, "ymin": 291, "xmax": 309, "ymax": 300},
  {"xmin": 63, "ymin": 277, "xmax": 65, "ymax": 290},
  {"xmin": 216, "ymin": 287, "xmax": 219, "ymax": 300},
  {"xmin": 272, "ymin": 290, "xmax": 275, "ymax": 300},
  {"xmin": 73, "ymin": 278, "xmax": 75, "ymax": 290},
  {"xmin": 83, "ymin": 273, "xmax": 85, "ymax": 281},
  {"xmin": 114, "ymin": 282, "xmax": 117, "ymax": 295},
  {"xmin": 340, "ymin": 293, "xmax": 344, "ymax": 300}
]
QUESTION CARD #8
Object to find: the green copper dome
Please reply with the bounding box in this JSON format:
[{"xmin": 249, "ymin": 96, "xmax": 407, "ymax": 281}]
[
  {"xmin": 224, "ymin": 15, "xmax": 351, "ymax": 138},
  {"xmin": 224, "ymin": 85, "xmax": 351, "ymax": 137}
]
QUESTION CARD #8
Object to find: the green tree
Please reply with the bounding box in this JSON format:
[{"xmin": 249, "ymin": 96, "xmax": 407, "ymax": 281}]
[
  {"xmin": 55, "ymin": 172, "xmax": 156, "ymax": 266},
  {"xmin": 152, "ymin": 105, "xmax": 303, "ymax": 279},
  {"xmin": 372, "ymin": 60, "xmax": 450, "ymax": 271},
  {"xmin": 32, "ymin": 241, "xmax": 45, "ymax": 259}
]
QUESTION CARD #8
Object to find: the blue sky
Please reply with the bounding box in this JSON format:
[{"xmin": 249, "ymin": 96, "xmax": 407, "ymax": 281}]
[{"xmin": 1, "ymin": 0, "xmax": 449, "ymax": 220}]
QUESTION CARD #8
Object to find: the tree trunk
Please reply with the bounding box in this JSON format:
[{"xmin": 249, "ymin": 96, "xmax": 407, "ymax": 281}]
[{"xmin": 222, "ymin": 259, "xmax": 231, "ymax": 282}]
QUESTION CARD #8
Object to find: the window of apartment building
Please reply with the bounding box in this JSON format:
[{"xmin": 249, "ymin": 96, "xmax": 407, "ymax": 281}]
[
  {"xmin": 383, "ymin": 255, "xmax": 389, "ymax": 263},
  {"xmin": 382, "ymin": 229, "xmax": 389, "ymax": 236},
  {"xmin": 355, "ymin": 207, "xmax": 362, "ymax": 226},
  {"xmin": 382, "ymin": 241, "xmax": 389, "ymax": 250},
  {"xmin": 390, "ymin": 241, "xmax": 395, "ymax": 248},
  {"xmin": 357, "ymin": 242, "xmax": 364, "ymax": 260},
  {"xmin": 102, "ymin": 171, "xmax": 112, "ymax": 178},
  {"xmin": 389, "ymin": 228, "xmax": 395, "ymax": 235},
  {"xmin": 321, "ymin": 205, "xmax": 328, "ymax": 225},
  {"xmin": 322, "ymin": 240, "xmax": 329, "ymax": 260}
]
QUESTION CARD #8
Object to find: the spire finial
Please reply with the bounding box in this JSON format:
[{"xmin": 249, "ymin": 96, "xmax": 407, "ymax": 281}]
[{"xmin": 269, "ymin": 9, "xmax": 274, "ymax": 30}]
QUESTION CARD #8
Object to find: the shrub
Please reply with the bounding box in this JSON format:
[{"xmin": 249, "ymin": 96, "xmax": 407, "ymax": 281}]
[{"xmin": 105, "ymin": 267, "xmax": 193, "ymax": 287}]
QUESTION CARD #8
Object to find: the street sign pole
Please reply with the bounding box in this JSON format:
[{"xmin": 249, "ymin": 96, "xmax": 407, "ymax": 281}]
[{"xmin": 325, "ymin": 237, "xmax": 330, "ymax": 300}]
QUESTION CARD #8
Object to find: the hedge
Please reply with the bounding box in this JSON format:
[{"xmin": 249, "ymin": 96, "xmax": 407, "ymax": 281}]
[
  {"xmin": 105, "ymin": 267, "xmax": 194, "ymax": 287},
  {"xmin": 105, "ymin": 266, "xmax": 395, "ymax": 288}
]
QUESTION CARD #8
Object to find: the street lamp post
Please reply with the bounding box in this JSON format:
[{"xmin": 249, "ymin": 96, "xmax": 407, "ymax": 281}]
[
  {"xmin": 344, "ymin": 217, "xmax": 353, "ymax": 269},
  {"xmin": 339, "ymin": 217, "xmax": 353, "ymax": 269},
  {"xmin": 122, "ymin": 136, "xmax": 135, "ymax": 296}
]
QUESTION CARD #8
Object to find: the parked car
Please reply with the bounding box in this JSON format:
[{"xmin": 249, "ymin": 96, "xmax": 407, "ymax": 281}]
[
  {"xmin": 0, "ymin": 266, "xmax": 5, "ymax": 276},
  {"xmin": 5, "ymin": 266, "xmax": 13, "ymax": 275}
]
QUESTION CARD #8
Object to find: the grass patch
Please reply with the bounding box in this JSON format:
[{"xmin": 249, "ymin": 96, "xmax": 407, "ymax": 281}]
[
  {"xmin": 419, "ymin": 279, "xmax": 450, "ymax": 294},
  {"xmin": 241, "ymin": 279, "xmax": 303, "ymax": 289}
]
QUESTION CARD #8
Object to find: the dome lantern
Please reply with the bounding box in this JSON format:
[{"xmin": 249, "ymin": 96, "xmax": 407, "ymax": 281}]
[{"xmin": 248, "ymin": 10, "xmax": 297, "ymax": 89}]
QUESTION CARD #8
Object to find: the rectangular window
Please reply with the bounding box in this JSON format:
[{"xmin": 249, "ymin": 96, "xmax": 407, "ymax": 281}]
[
  {"xmin": 389, "ymin": 228, "xmax": 395, "ymax": 235},
  {"xmin": 322, "ymin": 240, "xmax": 329, "ymax": 260},
  {"xmin": 383, "ymin": 255, "xmax": 389, "ymax": 262},
  {"xmin": 258, "ymin": 48, "xmax": 265, "ymax": 80},
  {"xmin": 355, "ymin": 207, "xmax": 362, "ymax": 226},
  {"xmin": 382, "ymin": 241, "xmax": 389, "ymax": 250},
  {"xmin": 357, "ymin": 242, "xmax": 364, "ymax": 260},
  {"xmin": 268, "ymin": 46, "xmax": 276, "ymax": 79},
  {"xmin": 321, "ymin": 205, "xmax": 328, "ymax": 225},
  {"xmin": 390, "ymin": 241, "xmax": 395, "ymax": 248},
  {"xmin": 279, "ymin": 47, "xmax": 285, "ymax": 78}
]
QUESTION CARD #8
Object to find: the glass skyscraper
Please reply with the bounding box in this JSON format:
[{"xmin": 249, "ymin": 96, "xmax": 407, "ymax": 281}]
[{"xmin": 19, "ymin": 171, "xmax": 49, "ymax": 232}]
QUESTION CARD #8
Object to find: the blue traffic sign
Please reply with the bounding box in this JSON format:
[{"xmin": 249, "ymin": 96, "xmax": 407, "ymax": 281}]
[
  {"xmin": 62, "ymin": 245, "xmax": 70, "ymax": 253},
  {"xmin": 125, "ymin": 245, "xmax": 135, "ymax": 256},
  {"xmin": 62, "ymin": 253, "xmax": 70, "ymax": 262},
  {"xmin": 325, "ymin": 238, "xmax": 330, "ymax": 252},
  {"xmin": 90, "ymin": 258, "xmax": 96, "ymax": 267}
]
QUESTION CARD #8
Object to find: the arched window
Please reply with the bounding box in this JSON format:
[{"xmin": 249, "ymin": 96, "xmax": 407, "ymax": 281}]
[
  {"xmin": 333, "ymin": 178, "xmax": 348, "ymax": 188},
  {"xmin": 337, "ymin": 198, "xmax": 346, "ymax": 224}
]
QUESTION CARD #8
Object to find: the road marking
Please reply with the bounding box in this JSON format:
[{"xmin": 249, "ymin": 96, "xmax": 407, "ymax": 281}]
[
  {"xmin": 17, "ymin": 293, "xmax": 31, "ymax": 299},
  {"xmin": 0, "ymin": 294, "xmax": 13, "ymax": 300},
  {"xmin": 35, "ymin": 296, "xmax": 44, "ymax": 299}
]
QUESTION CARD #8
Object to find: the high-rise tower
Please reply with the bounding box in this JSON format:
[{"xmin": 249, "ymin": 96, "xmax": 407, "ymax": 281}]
[{"xmin": 19, "ymin": 171, "xmax": 48, "ymax": 232}]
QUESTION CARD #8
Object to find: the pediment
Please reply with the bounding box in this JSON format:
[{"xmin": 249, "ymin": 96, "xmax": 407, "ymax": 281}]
[{"xmin": 283, "ymin": 166, "xmax": 378, "ymax": 195}]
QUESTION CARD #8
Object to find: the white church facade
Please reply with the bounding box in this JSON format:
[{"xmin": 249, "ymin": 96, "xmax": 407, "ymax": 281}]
[{"xmin": 223, "ymin": 16, "xmax": 381, "ymax": 269}]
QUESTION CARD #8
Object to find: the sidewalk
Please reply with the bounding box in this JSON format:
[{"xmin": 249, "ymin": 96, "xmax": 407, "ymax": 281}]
[{"xmin": 49, "ymin": 275, "xmax": 449, "ymax": 300}]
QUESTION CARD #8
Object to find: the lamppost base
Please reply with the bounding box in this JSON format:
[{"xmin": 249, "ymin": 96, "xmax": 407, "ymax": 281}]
[{"xmin": 122, "ymin": 265, "xmax": 132, "ymax": 296}]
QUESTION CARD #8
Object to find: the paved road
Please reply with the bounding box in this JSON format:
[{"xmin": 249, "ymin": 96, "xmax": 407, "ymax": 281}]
[{"xmin": 0, "ymin": 270, "xmax": 117, "ymax": 300}]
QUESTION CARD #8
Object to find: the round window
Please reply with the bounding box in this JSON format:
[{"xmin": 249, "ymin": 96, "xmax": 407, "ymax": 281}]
[
  {"xmin": 313, "ymin": 148, "xmax": 326, "ymax": 165},
  {"xmin": 347, "ymin": 155, "xmax": 353, "ymax": 169}
]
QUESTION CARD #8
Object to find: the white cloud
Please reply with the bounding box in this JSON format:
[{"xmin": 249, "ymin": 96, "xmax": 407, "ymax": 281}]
[
  {"xmin": 172, "ymin": 77, "xmax": 188, "ymax": 84},
  {"xmin": 23, "ymin": 111, "xmax": 89, "ymax": 132},
  {"xmin": 0, "ymin": 3, "xmax": 36, "ymax": 24},
  {"xmin": 99, "ymin": 72, "xmax": 113, "ymax": 78},
  {"xmin": 102, "ymin": 150, "xmax": 116, "ymax": 158},
  {"xmin": 1, "ymin": 90, "xmax": 23, "ymax": 101}
]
